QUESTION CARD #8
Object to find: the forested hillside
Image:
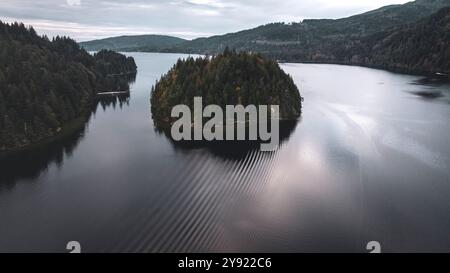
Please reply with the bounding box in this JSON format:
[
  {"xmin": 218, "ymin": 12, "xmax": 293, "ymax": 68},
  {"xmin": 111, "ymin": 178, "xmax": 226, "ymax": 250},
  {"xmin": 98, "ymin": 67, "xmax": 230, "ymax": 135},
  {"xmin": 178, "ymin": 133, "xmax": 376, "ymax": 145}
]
[
  {"xmin": 165, "ymin": 0, "xmax": 449, "ymax": 53},
  {"xmin": 353, "ymin": 7, "xmax": 450, "ymax": 75},
  {"xmin": 0, "ymin": 21, "xmax": 137, "ymax": 151},
  {"xmin": 161, "ymin": 0, "xmax": 450, "ymax": 75},
  {"xmin": 266, "ymin": 6, "xmax": 450, "ymax": 76}
]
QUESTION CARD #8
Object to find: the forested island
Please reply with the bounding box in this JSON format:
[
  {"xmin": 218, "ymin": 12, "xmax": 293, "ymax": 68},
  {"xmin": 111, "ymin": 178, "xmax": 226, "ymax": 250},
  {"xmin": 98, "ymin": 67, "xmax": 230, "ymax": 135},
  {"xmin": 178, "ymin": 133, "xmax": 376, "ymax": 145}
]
[
  {"xmin": 0, "ymin": 21, "xmax": 137, "ymax": 151},
  {"xmin": 151, "ymin": 49, "xmax": 303, "ymax": 125}
]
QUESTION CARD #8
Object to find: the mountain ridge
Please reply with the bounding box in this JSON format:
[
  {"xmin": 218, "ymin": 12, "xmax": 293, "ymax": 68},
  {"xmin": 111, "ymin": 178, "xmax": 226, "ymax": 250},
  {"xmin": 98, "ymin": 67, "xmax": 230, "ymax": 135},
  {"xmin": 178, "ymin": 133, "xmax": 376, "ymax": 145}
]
[
  {"xmin": 80, "ymin": 34, "xmax": 186, "ymax": 52},
  {"xmin": 166, "ymin": 0, "xmax": 450, "ymax": 54}
]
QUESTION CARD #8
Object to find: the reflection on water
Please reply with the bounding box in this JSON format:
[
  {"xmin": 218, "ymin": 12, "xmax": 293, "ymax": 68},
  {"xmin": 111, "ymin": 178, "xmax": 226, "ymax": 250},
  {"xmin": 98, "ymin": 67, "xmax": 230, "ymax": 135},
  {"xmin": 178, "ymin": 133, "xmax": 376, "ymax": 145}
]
[
  {"xmin": 409, "ymin": 77, "xmax": 450, "ymax": 100},
  {"xmin": 0, "ymin": 54, "xmax": 449, "ymax": 253},
  {"xmin": 0, "ymin": 121, "xmax": 87, "ymax": 189},
  {"xmin": 97, "ymin": 93, "xmax": 131, "ymax": 111},
  {"xmin": 0, "ymin": 86, "xmax": 132, "ymax": 188},
  {"xmin": 153, "ymin": 120, "xmax": 299, "ymax": 159}
]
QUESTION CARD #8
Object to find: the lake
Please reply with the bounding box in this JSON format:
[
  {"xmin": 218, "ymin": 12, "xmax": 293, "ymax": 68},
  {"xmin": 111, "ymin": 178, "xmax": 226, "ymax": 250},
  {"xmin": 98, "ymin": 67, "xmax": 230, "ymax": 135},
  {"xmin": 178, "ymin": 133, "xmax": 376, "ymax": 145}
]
[{"xmin": 0, "ymin": 52, "xmax": 449, "ymax": 253}]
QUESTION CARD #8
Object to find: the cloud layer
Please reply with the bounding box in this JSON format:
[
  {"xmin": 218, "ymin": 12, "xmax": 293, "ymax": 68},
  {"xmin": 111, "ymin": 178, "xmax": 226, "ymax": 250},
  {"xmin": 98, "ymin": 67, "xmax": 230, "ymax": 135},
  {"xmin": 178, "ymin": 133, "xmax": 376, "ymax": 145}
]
[{"xmin": 0, "ymin": 0, "xmax": 410, "ymax": 41}]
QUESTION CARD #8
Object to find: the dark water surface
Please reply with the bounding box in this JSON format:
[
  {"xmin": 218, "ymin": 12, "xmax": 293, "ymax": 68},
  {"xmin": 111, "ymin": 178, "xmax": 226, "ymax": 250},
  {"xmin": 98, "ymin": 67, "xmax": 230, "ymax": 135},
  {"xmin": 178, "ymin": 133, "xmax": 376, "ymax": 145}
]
[{"xmin": 1, "ymin": 53, "xmax": 449, "ymax": 253}]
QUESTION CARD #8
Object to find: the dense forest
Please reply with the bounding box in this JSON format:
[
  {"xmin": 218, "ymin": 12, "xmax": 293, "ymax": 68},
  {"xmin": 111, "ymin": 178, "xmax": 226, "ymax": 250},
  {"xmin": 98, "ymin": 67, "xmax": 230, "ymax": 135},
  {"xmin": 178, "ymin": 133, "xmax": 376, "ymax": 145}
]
[
  {"xmin": 151, "ymin": 49, "xmax": 303, "ymax": 125},
  {"xmin": 94, "ymin": 49, "xmax": 137, "ymax": 76},
  {"xmin": 351, "ymin": 7, "xmax": 450, "ymax": 75},
  {"xmin": 93, "ymin": 49, "xmax": 137, "ymax": 92},
  {"xmin": 0, "ymin": 21, "xmax": 137, "ymax": 151},
  {"xmin": 266, "ymin": 6, "xmax": 450, "ymax": 76}
]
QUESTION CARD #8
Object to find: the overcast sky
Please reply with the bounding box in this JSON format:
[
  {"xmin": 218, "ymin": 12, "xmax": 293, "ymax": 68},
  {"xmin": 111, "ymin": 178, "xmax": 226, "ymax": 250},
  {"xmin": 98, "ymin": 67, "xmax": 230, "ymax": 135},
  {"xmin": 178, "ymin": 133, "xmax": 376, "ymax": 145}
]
[{"xmin": 0, "ymin": 0, "xmax": 411, "ymax": 41}]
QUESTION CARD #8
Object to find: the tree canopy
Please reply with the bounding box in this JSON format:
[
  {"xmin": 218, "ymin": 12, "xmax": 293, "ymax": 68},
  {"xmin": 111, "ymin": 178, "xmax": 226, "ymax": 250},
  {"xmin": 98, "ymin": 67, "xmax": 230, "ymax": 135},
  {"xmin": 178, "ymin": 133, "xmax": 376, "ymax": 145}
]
[
  {"xmin": 0, "ymin": 21, "xmax": 137, "ymax": 151},
  {"xmin": 151, "ymin": 49, "xmax": 302, "ymax": 124}
]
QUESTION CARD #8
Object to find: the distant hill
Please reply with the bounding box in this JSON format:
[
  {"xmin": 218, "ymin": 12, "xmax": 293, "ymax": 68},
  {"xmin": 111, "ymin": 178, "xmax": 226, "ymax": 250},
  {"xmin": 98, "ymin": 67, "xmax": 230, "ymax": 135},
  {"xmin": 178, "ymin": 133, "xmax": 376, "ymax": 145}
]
[
  {"xmin": 155, "ymin": 0, "xmax": 449, "ymax": 75},
  {"xmin": 165, "ymin": 0, "xmax": 450, "ymax": 55},
  {"xmin": 80, "ymin": 34, "xmax": 187, "ymax": 52}
]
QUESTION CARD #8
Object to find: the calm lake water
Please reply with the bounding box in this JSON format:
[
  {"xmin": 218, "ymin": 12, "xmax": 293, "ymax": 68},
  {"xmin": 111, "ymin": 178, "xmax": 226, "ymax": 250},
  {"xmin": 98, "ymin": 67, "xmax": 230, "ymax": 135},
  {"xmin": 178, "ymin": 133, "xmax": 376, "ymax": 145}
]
[{"xmin": 1, "ymin": 52, "xmax": 449, "ymax": 253}]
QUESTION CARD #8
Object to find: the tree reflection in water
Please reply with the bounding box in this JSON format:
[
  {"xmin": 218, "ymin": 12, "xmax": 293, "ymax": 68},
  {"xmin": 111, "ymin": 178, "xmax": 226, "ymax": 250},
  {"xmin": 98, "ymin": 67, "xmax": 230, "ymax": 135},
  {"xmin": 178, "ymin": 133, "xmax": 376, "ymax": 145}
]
[
  {"xmin": 0, "ymin": 73, "xmax": 136, "ymax": 189},
  {"xmin": 152, "ymin": 118, "xmax": 301, "ymax": 160}
]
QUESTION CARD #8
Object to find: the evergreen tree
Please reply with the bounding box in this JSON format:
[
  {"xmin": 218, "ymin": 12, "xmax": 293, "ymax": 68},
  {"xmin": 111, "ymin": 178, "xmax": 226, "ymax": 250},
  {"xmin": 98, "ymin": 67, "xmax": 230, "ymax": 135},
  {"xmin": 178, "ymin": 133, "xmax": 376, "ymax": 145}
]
[
  {"xmin": 0, "ymin": 21, "xmax": 137, "ymax": 151},
  {"xmin": 151, "ymin": 50, "xmax": 303, "ymax": 123}
]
